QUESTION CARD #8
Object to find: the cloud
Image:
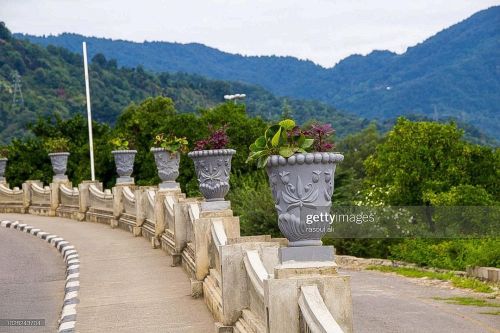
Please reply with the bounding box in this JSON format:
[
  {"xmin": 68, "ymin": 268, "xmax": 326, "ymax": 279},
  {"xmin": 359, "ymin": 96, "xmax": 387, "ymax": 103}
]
[{"xmin": 2, "ymin": 0, "xmax": 499, "ymax": 67}]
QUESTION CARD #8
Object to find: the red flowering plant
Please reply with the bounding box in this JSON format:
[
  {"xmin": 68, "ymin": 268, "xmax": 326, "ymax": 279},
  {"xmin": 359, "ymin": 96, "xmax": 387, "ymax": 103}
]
[
  {"xmin": 303, "ymin": 123, "xmax": 335, "ymax": 152},
  {"xmin": 194, "ymin": 124, "xmax": 230, "ymax": 150}
]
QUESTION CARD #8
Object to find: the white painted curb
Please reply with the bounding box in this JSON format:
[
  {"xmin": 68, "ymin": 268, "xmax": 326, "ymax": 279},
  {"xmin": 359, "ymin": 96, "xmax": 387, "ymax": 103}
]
[{"xmin": 1, "ymin": 220, "xmax": 79, "ymax": 333}]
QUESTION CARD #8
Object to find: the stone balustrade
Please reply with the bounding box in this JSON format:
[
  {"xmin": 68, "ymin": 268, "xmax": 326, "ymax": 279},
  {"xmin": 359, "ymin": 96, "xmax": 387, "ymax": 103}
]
[{"xmin": 0, "ymin": 177, "xmax": 353, "ymax": 333}]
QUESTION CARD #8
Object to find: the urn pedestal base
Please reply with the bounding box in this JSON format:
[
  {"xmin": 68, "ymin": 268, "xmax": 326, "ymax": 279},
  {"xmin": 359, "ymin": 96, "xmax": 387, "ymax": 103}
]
[
  {"xmin": 201, "ymin": 200, "xmax": 230, "ymax": 211},
  {"xmin": 116, "ymin": 176, "xmax": 134, "ymax": 185},
  {"xmin": 52, "ymin": 175, "xmax": 68, "ymax": 182},
  {"xmin": 159, "ymin": 181, "xmax": 180, "ymax": 190},
  {"xmin": 279, "ymin": 245, "xmax": 335, "ymax": 263}
]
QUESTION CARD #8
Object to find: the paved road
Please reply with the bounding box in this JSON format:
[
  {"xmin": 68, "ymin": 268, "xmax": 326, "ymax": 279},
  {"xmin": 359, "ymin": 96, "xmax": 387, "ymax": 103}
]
[
  {"xmin": 0, "ymin": 226, "xmax": 65, "ymax": 333},
  {"xmin": 343, "ymin": 268, "xmax": 500, "ymax": 333},
  {"xmin": 0, "ymin": 213, "xmax": 215, "ymax": 333}
]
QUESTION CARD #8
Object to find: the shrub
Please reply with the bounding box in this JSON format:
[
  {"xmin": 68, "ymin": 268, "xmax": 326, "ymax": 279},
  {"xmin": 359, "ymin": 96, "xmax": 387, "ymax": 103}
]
[{"xmin": 389, "ymin": 238, "xmax": 500, "ymax": 270}]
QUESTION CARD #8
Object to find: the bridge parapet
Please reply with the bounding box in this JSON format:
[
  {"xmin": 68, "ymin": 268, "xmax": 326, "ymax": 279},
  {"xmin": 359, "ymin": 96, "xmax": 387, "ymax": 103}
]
[
  {"xmin": 0, "ymin": 183, "xmax": 24, "ymax": 213},
  {"xmin": 5, "ymin": 175, "xmax": 353, "ymax": 333}
]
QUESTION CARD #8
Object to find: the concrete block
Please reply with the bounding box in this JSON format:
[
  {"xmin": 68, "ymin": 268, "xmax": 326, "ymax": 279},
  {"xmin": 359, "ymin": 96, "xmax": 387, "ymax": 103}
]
[
  {"xmin": 191, "ymin": 278, "xmax": 203, "ymax": 298},
  {"xmin": 279, "ymin": 245, "xmax": 334, "ymax": 263},
  {"xmin": 132, "ymin": 226, "xmax": 142, "ymax": 237},
  {"xmin": 171, "ymin": 253, "xmax": 182, "ymax": 267},
  {"xmin": 214, "ymin": 322, "xmax": 233, "ymax": 333},
  {"xmin": 274, "ymin": 261, "xmax": 338, "ymax": 279}
]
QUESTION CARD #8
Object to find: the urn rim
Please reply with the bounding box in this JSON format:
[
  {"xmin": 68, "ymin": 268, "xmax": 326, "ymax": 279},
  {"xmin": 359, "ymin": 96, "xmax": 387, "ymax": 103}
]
[
  {"xmin": 266, "ymin": 152, "xmax": 343, "ymax": 167},
  {"xmin": 188, "ymin": 148, "xmax": 236, "ymax": 158},
  {"xmin": 111, "ymin": 150, "xmax": 137, "ymax": 155},
  {"xmin": 48, "ymin": 152, "xmax": 70, "ymax": 157}
]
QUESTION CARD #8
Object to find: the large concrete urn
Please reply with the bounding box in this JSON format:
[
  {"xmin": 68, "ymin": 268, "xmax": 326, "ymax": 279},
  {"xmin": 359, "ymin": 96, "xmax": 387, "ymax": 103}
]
[
  {"xmin": 266, "ymin": 152, "xmax": 343, "ymax": 247},
  {"xmin": 151, "ymin": 148, "xmax": 180, "ymax": 189},
  {"xmin": 188, "ymin": 149, "xmax": 236, "ymax": 202},
  {"xmin": 0, "ymin": 158, "xmax": 7, "ymax": 182},
  {"xmin": 48, "ymin": 152, "xmax": 70, "ymax": 181},
  {"xmin": 112, "ymin": 150, "xmax": 137, "ymax": 184}
]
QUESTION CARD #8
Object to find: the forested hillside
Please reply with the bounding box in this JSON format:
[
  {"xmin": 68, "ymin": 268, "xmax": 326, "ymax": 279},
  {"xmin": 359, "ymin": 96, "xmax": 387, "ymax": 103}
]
[
  {"xmin": 17, "ymin": 6, "xmax": 500, "ymax": 139},
  {"xmin": 0, "ymin": 23, "xmax": 366, "ymax": 143}
]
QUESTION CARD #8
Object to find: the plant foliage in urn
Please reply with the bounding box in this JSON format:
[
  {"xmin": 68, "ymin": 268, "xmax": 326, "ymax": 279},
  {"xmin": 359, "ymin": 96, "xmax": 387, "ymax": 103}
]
[
  {"xmin": 189, "ymin": 125, "xmax": 235, "ymax": 203},
  {"xmin": 247, "ymin": 119, "xmax": 343, "ymax": 248},
  {"xmin": 246, "ymin": 119, "xmax": 315, "ymax": 168},
  {"xmin": 151, "ymin": 133, "xmax": 189, "ymax": 188},
  {"xmin": 110, "ymin": 136, "xmax": 137, "ymax": 184},
  {"xmin": 44, "ymin": 137, "xmax": 70, "ymax": 153},
  {"xmin": 44, "ymin": 137, "xmax": 70, "ymax": 180},
  {"xmin": 0, "ymin": 147, "xmax": 8, "ymax": 182}
]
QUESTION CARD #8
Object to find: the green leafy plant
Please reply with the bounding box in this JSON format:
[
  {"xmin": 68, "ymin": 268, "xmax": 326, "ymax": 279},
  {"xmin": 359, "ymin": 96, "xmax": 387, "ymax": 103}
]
[
  {"xmin": 44, "ymin": 137, "xmax": 70, "ymax": 153},
  {"xmin": 247, "ymin": 119, "xmax": 314, "ymax": 168},
  {"xmin": 153, "ymin": 133, "xmax": 189, "ymax": 154},
  {"xmin": 0, "ymin": 147, "xmax": 9, "ymax": 158},
  {"xmin": 110, "ymin": 137, "xmax": 130, "ymax": 150}
]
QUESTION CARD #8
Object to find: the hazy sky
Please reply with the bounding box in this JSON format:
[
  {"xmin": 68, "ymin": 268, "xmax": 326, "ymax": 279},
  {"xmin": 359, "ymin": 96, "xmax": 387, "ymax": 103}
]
[{"xmin": 2, "ymin": 0, "xmax": 499, "ymax": 67}]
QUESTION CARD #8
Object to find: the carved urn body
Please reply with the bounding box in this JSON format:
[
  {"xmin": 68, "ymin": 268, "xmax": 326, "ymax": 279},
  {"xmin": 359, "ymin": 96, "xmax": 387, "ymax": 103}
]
[
  {"xmin": 151, "ymin": 148, "xmax": 180, "ymax": 189},
  {"xmin": 266, "ymin": 152, "xmax": 343, "ymax": 247},
  {"xmin": 188, "ymin": 149, "xmax": 236, "ymax": 202},
  {"xmin": 111, "ymin": 150, "xmax": 137, "ymax": 184},
  {"xmin": 48, "ymin": 152, "xmax": 70, "ymax": 181},
  {"xmin": 0, "ymin": 158, "xmax": 7, "ymax": 182}
]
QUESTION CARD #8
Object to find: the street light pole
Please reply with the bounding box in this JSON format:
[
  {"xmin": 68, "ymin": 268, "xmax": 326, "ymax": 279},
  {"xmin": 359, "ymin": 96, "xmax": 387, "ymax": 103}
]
[{"xmin": 82, "ymin": 42, "xmax": 95, "ymax": 181}]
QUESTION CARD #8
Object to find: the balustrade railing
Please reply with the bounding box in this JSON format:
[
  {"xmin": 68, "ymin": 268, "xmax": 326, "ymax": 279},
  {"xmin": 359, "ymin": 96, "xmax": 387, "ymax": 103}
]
[
  {"xmin": 1, "ymin": 175, "xmax": 352, "ymax": 333},
  {"xmin": 299, "ymin": 285, "xmax": 345, "ymax": 333}
]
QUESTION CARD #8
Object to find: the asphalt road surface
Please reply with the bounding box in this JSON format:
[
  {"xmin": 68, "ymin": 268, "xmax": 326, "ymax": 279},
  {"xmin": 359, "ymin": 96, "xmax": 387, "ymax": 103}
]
[
  {"xmin": 0, "ymin": 226, "xmax": 65, "ymax": 333},
  {"xmin": 343, "ymin": 268, "xmax": 500, "ymax": 333}
]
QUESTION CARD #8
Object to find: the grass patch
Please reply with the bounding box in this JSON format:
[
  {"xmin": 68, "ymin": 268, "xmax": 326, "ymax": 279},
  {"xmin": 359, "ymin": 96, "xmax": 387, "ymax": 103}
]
[
  {"xmin": 432, "ymin": 297, "xmax": 500, "ymax": 307},
  {"xmin": 366, "ymin": 265, "xmax": 494, "ymax": 293},
  {"xmin": 479, "ymin": 311, "xmax": 500, "ymax": 315}
]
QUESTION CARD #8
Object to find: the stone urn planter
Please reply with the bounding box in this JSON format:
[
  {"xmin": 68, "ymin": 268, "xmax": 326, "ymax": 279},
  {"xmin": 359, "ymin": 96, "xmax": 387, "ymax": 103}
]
[
  {"xmin": 266, "ymin": 152, "xmax": 343, "ymax": 247},
  {"xmin": 112, "ymin": 150, "xmax": 137, "ymax": 184},
  {"xmin": 151, "ymin": 147, "xmax": 180, "ymax": 189},
  {"xmin": 48, "ymin": 152, "xmax": 70, "ymax": 181},
  {"xmin": 188, "ymin": 149, "xmax": 236, "ymax": 205},
  {"xmin": 0, "ymin": 157, "xmax": 7, "ymax": 183}
]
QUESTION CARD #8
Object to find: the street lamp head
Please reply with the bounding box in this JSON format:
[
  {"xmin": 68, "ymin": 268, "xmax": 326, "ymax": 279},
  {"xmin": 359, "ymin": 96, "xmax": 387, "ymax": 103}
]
[{"xmin": 224, "ymin": 93, "xmax": 246, "ymax": 101}]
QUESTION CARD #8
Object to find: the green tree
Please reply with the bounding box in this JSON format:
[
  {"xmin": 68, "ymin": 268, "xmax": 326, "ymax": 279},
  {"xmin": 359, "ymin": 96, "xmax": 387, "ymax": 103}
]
[{"xmin": 364, "ymin": 118, "xmax": 469, "ymax": 205}]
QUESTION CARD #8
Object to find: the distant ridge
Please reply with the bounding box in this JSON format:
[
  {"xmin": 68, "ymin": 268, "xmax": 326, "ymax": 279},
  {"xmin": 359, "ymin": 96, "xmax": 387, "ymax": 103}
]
[
  {"xmin": 0, "ymin": 22, "xmax": 366, "ymax": 143},
  {"xmin": 16, "ymin": 6, "xmax": 500, "ymax": 139}
]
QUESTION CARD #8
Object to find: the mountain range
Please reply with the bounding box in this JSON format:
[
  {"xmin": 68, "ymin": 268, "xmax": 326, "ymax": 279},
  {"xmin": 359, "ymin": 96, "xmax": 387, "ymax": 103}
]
[
  {"xmin": 0, "ymin": 23, "xmax": 366, "ymax": 143},
  {"xmin": 15, "ymin": 5, "xmax": 500, "ymax": 139}
]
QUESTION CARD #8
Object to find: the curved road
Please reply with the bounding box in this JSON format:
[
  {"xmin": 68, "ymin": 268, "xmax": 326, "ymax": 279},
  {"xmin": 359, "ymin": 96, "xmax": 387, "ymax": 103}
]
[
  {"xmin": 343, "ymin": 268, "xmax": 500, "ymax": 333},
  {"xmin": 0, "ymin": 226, "xmax": 65, "ymax": 333},
  {"xmin": 0, "ymin": 213, "xmax": 215, "ymax": 333}
]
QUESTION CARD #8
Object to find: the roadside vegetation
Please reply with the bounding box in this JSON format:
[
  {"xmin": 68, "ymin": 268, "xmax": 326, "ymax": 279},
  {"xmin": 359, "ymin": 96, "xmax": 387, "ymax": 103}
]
[{"xmin": 367, "ymin": 266, "xmax": 495, "ymax": 293}]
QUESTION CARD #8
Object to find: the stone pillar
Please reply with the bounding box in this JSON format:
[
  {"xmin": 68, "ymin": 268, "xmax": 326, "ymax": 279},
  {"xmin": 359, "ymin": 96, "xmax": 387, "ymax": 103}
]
[
  {"xmin": 154, "ymin": 187, "xmax": 182, "ymax": 237},
  {"xmin": 111, "ymin": 184, "xmax": 132, "ymax": 228},
  {"xmin": 49, "ymin": 179, "xmax": 71, "ymax": 217},
  {"xmin": 78, "ymin": 180, "xmax": 102, "ymax": 221},
  {"xmin": 22, "ymin": 180, "xmax": 42, "ymax": 214},
  {"xmin": 192, "ymin": 208, "xmax": 240, "ymax": 281},
  {"xmin": 265, "ymin": 261, "xmax": 353, "ymax": 333},
  {"xmin": 133, "ymin": 188, "xmax": 145, "ymax": 236}
]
